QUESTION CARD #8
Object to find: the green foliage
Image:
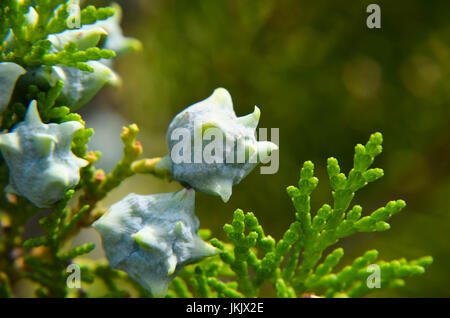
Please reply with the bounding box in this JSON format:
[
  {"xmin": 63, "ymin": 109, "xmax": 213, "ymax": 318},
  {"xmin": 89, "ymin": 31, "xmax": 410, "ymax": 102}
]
[
  {"xmin": 0, "ymin": 0, "xmax": 142, "ymax": 298},
  {"xmin": 162, "ymin": 133, "xmax": 432, "ymax": 298},
  {"xmin": 0, "ymin": 0, "xmax": 115, "ymax": 71},
  {"xmin": 19, "ymin": 190, "xmax": 94, "ymax": 297},
  {"xmin": 0, "ymin": 0, "xmax": 116, "ymax": 134},
  {"xmin": 0, "ymin": 0, "xmax": 432, "ymax": 298}
]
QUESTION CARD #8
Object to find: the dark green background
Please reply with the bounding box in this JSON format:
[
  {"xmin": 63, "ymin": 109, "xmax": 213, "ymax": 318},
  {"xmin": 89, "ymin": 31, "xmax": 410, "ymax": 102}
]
[{"xmin": 85, "ymin": 0, "xmax": 450, "ymax": 297}]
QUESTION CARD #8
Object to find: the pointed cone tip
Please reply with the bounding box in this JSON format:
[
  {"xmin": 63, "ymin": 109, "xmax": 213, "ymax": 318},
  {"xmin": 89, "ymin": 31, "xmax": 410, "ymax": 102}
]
[
  {"xmin": 211, "ymin": 87, "xmax": 233, "ymax": 110},
  {"xmin": 191, "ymin": 238, "xmax": 221, "ymax": 259},
  {"xmin": 0, "ymin": 132, "xmax": 20, "ymax": 152},
  {"xmin": 124, "ymin": 38, "xmax": 142, "ymax": 52},
  {"xmin": 148, "ymin": 278, "xmax": 170, "ymax": 298},
  {"xmin": 88, "ymin": 26, "xmax": 108, "ymax": 37},
  {"xmin": 166, "ymin": 254, "xmax": 177, "ymax": 276},
  {"xmin": 0, "ymin": 61, "xmax": 26, "ymax": 77},
  {"xmin": 258, "ymin": 141, "xmax": 278, "ymax": 151},
  {"xmin": 88, "ymin": 62, "xmax": 121, "ymax": 87},
  {"xmin": 91, "ymin": 216, "xmax": 109, "ymax": 232},
  {"xmin": 201, "ymin": 241, "xmax": 221, "ymax": 256},
  {"xmin": 25, "ymin": 100, "xmax": 43, "ymax": 125},
  {"xmin": 107, "ymin": 70, "xmax": 121, "ymax": 86},
  {"xmin": 236, "ymin": 106, "xmax": 260, "ymax": 129},
  {"xmin": 253, "ymin": 105, "xmax": 261, "ymax": 120},
  {"xmin": 76, "ymin": 157, "xmax": 89, "ymax": 168},
  {"xmin": 210, "ymin": 179, "xmax": 232, "ymax": 202},
  {"xmin": 0, "ymin": 62, "xmax": 26, "ymax": 112},
  {"xmin": 60, "ymin": 120, "xmax": 84, "ymax": 135},
  {"xmin": 111, "ymin": 3, "xmax": 123, "ymax": 21},
  {"xmin": 257, "ymin": 141, "xmax": 278, "ymax": 162}
]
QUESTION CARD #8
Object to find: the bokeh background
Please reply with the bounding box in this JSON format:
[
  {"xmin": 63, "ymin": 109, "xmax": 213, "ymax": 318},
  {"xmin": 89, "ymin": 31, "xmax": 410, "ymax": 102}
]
[{"xmin": 77, "ymin": 0, "xmax": 449, "ymax": 297}]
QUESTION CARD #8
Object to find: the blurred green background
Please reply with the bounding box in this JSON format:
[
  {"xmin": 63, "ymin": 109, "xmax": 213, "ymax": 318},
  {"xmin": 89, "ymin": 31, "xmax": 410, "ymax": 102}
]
[{"xmin": 80, "ymin": 0, "xmax": 449, "ymax": 297}]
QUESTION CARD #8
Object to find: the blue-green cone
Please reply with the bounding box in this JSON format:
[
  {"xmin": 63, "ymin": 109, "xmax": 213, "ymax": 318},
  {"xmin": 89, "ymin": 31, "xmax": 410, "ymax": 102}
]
[
  {"xmin": 92, "ymin": 188, "xmax": 219, "ymax": 297},
  {"xmin": 164, "ymin": 88, "xmax": 278, "ymax": 202}
]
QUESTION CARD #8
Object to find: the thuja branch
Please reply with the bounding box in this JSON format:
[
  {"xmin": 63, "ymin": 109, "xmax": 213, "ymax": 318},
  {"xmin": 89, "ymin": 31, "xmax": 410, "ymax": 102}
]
[
  {"xmin": 76, "ymin": 124, "xmax": 143, "ymax": 225},
  {"xmin": 168, "ymin": 132, "xmax": 432, "ymax": 298},
  {"xmin": 20, "ymin": 191, "xmax": 95, "ymax": 297}
]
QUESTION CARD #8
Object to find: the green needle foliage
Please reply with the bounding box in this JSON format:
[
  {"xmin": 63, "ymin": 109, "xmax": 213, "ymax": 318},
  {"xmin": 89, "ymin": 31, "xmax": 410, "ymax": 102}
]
[
  {"xmin": 0, "ymin": 0, "xmax": 140, "ymax": 297},
  {"xmin": 166, "ymin": 133, "xmax": 432, "ymax": 298},
  {"xmin": 1, "ymin": 0, "xmax": 115, "ymax": 71},
  {"xmin": 0, "ymin": 1, "xmax": 431, "ymax": 298}
]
